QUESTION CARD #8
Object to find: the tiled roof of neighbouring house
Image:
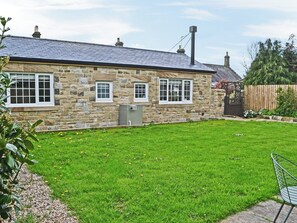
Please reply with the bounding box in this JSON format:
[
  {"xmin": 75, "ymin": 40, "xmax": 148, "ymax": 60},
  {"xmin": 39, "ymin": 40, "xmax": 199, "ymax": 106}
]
[
  {"xmin": 1, "ymin": 36, "xmax": 214, "ymax": 73},
  {"xmin": 203, "ymin": 63, "xmax": 242, "ymax": 83}
]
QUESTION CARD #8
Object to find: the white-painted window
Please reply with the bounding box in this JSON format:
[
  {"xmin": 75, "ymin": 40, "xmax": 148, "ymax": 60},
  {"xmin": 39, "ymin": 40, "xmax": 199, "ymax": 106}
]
[
  {"xmin": 96, "ymin": 82, "xmax": 113, "ymax": 102},
  {"xmin": 134, "ymin": 83, "xmax": 148, "ymax": 102},
  {"xmin": 6, "ymin": 73, "xmax": 54, "ymax": 107},
  {"xmin": 159, "ymin": 79, "xmax": 193, "ymax": 104}
]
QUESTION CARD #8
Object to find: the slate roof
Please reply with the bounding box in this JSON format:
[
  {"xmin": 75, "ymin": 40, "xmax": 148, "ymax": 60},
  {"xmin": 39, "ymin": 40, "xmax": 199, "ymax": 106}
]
[
  {"xmin": 203, "ymin": 63, "xmax": 242, "ymax": 83},
  {"xmin": 1, "ymin": 36, "xmax": 214, "ymax": 73}
]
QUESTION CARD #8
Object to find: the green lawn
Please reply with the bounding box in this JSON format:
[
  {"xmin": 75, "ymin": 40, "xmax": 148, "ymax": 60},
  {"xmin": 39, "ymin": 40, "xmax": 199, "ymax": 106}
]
[{"xmin": 30, "ymin": 120, "xmax": 297, "ymax": 223}]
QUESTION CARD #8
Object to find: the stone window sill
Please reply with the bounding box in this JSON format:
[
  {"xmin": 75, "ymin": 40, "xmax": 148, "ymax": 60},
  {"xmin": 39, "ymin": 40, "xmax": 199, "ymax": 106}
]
[
  {"xmin": 156, "ymin": 104, "xmax": 195, "ymax": 108},
  {"xmin": 10, "ymin": 107, "xmax": 59, "ymax": 112},
  {"xmin": 92, "ymin": 102, "xmax": 117, "ymax": 107}
]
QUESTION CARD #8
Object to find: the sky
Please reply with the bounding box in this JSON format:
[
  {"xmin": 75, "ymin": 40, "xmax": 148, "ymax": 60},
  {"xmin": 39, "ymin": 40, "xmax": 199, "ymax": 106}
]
[{"xmin": 1, "ymin": 0, "xmax": 297, "ymax": 77}]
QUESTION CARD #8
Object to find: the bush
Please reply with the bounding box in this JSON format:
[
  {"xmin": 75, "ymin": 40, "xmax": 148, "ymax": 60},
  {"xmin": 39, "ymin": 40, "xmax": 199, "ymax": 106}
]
[
  {"xmin": 258, "ymin": 108, "xmax": 276, "ymax": 116},
  {"xmin": 275, "ymin": 87, "xmax": 297, "ymax": 117}
]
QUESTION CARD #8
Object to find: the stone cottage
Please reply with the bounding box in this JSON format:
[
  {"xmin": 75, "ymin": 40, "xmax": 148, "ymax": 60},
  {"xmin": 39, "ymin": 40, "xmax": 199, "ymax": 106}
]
[{"xmin": 1, "ymin": 27, "xmax": 224, "ymax": 131}]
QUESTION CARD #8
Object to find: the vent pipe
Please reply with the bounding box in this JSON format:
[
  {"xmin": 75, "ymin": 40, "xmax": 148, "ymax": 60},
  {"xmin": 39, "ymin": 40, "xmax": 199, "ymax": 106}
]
[
  {"xmin": 189, "ymin": 26, "xmax": 197, "ymax": 65},
  {"xmin": 32, "ymin": 25, "xmax": 41, "ymax": 38}
]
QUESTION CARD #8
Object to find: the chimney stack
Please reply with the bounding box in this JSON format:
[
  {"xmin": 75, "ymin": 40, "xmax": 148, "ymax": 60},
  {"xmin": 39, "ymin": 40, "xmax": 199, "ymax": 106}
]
[
  {"xmin": 177, "ymin": 45, "xmax": 185, "ymax": 54},
  {"xmin": 32, "ymin": 25, "xmax": 41, "ymax": 38},
  {"xmin": 189, "ymin": 26, "xmax": 197, "ymax": 65},
  {"xmin": 224, "ymin": 52, "xmax": 230, "ymax": 67},
  {"xmin": 115, "ymin": 37, "xmax": 124, "ymax": 47}
]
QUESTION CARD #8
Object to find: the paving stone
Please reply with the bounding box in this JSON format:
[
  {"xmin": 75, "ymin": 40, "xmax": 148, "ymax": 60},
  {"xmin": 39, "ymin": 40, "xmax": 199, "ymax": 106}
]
[{"xmin": 221, "ymin": 200, "xmax": 297, "ymax": 223}]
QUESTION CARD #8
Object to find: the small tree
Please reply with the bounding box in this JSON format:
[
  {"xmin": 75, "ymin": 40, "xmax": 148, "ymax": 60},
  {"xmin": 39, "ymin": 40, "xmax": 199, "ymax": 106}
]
[{"xmin": 0, "ymin": 16, "xmax": 42, "ymax": 221}]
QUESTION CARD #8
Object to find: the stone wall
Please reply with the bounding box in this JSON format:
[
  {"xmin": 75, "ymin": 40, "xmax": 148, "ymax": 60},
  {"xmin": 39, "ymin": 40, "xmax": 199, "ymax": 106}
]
[{"xmin": 4, "ymin": 62, "xmax": 224, "ymax": 131}]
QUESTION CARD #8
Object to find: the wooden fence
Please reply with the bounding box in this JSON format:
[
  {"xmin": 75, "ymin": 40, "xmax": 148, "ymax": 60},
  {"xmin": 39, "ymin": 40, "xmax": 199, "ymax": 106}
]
[{"xmin": 244, "ymin": 85, "xmax": 297, "ymax": 111}]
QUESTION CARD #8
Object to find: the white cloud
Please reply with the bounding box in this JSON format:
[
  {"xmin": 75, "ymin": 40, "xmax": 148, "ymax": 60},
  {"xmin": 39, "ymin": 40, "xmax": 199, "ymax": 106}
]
[
  {"xmin": 0, "ymin": 0, "xmax": 141, "ymax": 44},
  {"xmin": 160, "ymin": 1, "xmax": 203, "ymax": 7},
  {"xmin": 1, "ymin": 0, "xmax": 136, "ymax": 11},
  {"xmin": 1, "ymin": 0, "xmax": 106, "ymax": 11},
  {"xmin": 244, "ymin": 20, "xmax": 297, "ymax": 39},
  {"xmin": 218, "ymin": 0, "xmax": 297, "ymax": 13},
  {"xmin": 182, "ymin": 8, "xmax": 219, "ymax": 21},
  {"xmin": 167, "ymin": 0, "xmax": 297, "ymax": 13},
  {"xmin": 45, "ymin": 18, "xmax": 141, "ymax": 44}
]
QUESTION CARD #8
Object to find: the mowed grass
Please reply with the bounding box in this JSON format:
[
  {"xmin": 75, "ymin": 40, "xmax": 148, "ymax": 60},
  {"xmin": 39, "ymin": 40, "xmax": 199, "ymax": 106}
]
[{"xmin": 30, "ymin": 120, "xmax": 297, "ymax": 223}]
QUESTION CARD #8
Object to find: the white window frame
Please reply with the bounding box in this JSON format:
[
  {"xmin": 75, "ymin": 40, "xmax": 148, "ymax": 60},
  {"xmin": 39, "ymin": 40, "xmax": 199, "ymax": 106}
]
[
  {"xmin": 6, "ymin": 73, "xmax": 54, "ymax": 107},
  {"xmin": 134, "ymin": 83, "xmax": 149, "ymax": 102},
  {"xmin": 96, "ymin": 81, "xmax": 113, "ymax": 102},
  {"xmin": 159, "ymin": 79, "xmax": 193, "ymax": 104}
]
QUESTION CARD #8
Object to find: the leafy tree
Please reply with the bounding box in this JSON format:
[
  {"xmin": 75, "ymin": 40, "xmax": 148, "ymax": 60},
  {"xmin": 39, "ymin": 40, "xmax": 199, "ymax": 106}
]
[
  {"xmin": 283, "ymin": 34, "xmax": 297, "ymax": 83},
  {"xmin": 244, "ymin": 39, "xmax": 294, "ymax": 85},
  {"xmin": 0, "ymin": 17, "xmax": 42, "ymax": 221}
]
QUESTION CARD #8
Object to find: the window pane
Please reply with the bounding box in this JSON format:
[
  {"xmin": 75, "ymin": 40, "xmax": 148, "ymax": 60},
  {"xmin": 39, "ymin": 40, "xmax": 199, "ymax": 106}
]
[
  {"xmin": 17, "ymin": 97, "xmax": 23, "ymax": 103},
  {"xmin": 160, "ymin": 80, "xmax": 167, "ymax": 101},
  {"xmin": 168, "ymin": 80, "xmax": 182, "ymax": 101},
  {"xmin": 10, "ymin": 89, "xmax": 16, "ymax": 96},
  {"xmin": 24, "ymin": 89, "xmax": 29, "ymax": 96},
  {"xmin": 30, "ymin": 81, "xmax": 35, "ymax": 88},
  {"xmin": 24, "ymin": 81, "xmax": 29, "ymax": 88},
  {"xmin": 17, "ymin": 81, "xmax": 23, "ymax": 88},
  {"xmin": 31, "ymin": 97, "xmax": 36, "ymax": 103},
  {"xmin": 11, "ymin": 97, "xmax": 16, "ymax": 103}
]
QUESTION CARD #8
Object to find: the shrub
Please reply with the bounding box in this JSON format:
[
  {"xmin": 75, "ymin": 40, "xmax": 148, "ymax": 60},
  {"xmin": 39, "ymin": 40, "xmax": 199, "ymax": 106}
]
[
  {"xmin": 258, "ymin": 108, "xmax": 276, "ymax": 116},
  {"xmin": 0, "ymin": 17, "xmax": 42, "ymax": 221},
  {"xmin": 275, "ymin": 87, "xmax": 297, "ymax": 117}
]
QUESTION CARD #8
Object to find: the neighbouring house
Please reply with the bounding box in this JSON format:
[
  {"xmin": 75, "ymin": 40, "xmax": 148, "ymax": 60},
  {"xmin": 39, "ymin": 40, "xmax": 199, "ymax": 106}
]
[
  {"xmin": 1, "ymin": 26, "xmax": 225, "ymax": 131},
  {"xmin": 203, "ymin": 52, "xmax": 242, "ymax": 87}
]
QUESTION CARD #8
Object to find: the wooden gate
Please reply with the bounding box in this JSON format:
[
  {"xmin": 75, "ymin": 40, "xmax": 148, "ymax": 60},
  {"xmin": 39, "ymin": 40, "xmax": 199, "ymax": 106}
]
[{"xmin": 221, "ymin": 82, "xmax": 244, "ymax": 117}]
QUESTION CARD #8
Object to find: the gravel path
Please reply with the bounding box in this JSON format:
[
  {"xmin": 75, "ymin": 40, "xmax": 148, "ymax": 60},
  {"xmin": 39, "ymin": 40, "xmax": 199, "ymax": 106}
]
[{"xmin": 5, "ymin": 166, "xmax": 79, "ymax": 223}]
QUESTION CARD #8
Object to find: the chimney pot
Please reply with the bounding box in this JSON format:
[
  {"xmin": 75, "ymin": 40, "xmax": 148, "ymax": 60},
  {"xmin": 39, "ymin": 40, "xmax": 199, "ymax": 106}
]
[
  {"xmin": 115, "ymin": 37, "xmax": 124, "ymax": 47},
  {"xmin": 224, "ymin": 51, "xmax": 230, "ymax": 67},
  {"xmin": 32, "ymin": 25, "xmax": 41, "ymax": 38},
  {"xmin": 177, "ymin": 45, "xmax": 185, "ymax": 54}
]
